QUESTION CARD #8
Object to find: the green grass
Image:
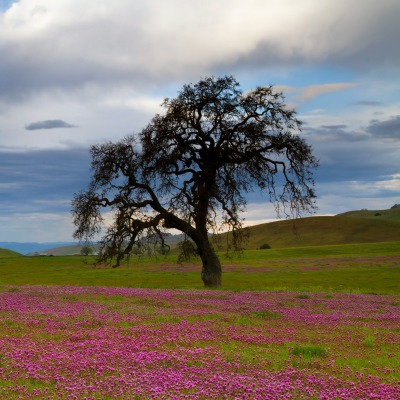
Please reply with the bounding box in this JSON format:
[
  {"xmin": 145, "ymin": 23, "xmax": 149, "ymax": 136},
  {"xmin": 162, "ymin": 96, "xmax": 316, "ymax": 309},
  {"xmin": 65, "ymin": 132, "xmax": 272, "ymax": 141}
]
[
  {"xmin": 0, "ymin": 241, "xmax": 399, "ymax": 294},
  {"xmin": 291, "ymin": 345, "xmax": 327, "ymax": 358},
  {"xmin": 364, "ymin": 334, "xmax": 376, "ymax": 348}
]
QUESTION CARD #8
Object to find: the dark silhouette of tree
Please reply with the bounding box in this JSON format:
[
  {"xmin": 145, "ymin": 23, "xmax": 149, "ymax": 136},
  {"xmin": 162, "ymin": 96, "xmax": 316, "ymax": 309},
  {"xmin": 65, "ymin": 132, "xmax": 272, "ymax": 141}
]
[{"xmin": 72, "ymin": 75, "xmax": 318, "ymax": 288}]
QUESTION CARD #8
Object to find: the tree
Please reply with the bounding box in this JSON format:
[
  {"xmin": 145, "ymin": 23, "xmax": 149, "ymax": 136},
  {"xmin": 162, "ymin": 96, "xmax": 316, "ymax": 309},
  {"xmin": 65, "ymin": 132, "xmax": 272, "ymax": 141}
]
[
  {"xmin": 80, "ymin": 244, "xmax": 94, "ymax": 256},
  {"xmin": 72, "ymin": 75, "xmax": 318, "ymax": 288}
]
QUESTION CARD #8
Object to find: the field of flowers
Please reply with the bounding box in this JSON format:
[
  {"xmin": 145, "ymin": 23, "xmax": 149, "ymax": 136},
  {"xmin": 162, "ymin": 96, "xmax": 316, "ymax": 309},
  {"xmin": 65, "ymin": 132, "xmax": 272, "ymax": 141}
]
[{"xmin": 0, "ymin": 285, "xmax": 399, "ymax": 399}]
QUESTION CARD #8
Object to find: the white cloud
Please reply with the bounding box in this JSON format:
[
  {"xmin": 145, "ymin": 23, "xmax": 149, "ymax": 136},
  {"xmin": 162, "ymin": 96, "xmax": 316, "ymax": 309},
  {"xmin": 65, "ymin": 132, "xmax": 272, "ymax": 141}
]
[
  {"xmin": 349, "ymin": 174, "xmax": 400, "ymax": 194},
  {"xmin": 1, "ymin": 0, "xmax": 399, "ymax": 100},
  {"xmin": 296, "ymin": 83, "xmax": 361, "ymax": 102},
  {"xmin": 241, "ymin": 203, "xmax": 281, "ymax": 226},
  {"xmin": 0, "ymin": 212, "xmax": 75, "ymax": 242}
]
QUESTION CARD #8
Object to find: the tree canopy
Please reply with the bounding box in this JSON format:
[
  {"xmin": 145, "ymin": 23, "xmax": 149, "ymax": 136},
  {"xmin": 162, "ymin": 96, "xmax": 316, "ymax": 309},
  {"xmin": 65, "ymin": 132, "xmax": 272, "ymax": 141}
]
[{"xmin": 72, "ymin": 75, "xmax": 318, "ymax": 287}]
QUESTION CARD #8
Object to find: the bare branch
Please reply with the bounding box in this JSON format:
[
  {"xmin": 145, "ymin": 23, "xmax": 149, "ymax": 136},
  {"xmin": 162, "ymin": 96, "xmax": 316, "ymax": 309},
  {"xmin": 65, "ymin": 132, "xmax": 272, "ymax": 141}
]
[{"xmin": 71, "ymin": 75, "xmax": 318, "ymax": 287}]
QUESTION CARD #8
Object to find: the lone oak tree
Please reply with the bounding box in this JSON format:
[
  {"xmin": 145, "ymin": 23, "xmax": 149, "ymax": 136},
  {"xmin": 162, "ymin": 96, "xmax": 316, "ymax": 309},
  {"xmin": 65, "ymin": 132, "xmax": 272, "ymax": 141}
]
[{"xmin": 72, "ymin": 76, "xmax": 318, "ymax": 288}]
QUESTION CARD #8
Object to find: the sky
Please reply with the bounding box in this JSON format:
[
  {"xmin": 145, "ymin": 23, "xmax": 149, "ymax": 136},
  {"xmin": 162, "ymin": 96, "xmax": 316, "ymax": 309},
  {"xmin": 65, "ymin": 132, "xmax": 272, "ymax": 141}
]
[{"xmin": 0, "ymin": 0, "xmax": 399, "ymax": 242}]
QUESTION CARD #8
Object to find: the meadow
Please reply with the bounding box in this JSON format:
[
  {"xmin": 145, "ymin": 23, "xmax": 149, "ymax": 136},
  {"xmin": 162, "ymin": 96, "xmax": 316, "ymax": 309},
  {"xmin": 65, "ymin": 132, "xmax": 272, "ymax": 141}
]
[{"xmin": 0, "ymin": 241, "xmax": 399, "ymax": 399}]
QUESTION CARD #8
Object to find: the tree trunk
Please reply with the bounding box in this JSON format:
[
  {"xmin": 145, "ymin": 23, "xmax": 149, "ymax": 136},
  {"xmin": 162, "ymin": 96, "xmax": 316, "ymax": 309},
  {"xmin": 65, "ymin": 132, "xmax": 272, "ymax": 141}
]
[{"xmin": 196, "ymin": 237, "xmax": 222, "ymax": 288}]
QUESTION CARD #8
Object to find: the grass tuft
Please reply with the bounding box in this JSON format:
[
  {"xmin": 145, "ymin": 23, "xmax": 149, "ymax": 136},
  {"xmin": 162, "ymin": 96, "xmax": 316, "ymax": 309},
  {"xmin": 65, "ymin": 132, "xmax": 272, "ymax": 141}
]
[
  {"xmin": 295, "ymin": 294, "xmax": 310, "ymax": 299},
  {"xmin": 291, "ymin": 345, "xmax": 327, "ymax": 358},
  {"xmin": 364, "ymin": 334, "xmax": 375, "ymax": 348}
]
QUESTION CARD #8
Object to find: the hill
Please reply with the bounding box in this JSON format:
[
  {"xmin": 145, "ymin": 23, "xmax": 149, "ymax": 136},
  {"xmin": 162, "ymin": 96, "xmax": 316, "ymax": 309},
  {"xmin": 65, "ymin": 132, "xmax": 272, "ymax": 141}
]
[
  {"xmin": 336, "ymin": 206, "xmax": 400, "ymax": 221},
  {"xmin": 7, "ymin": 208, "xmax": 399, "ymax": 256},
  {"xmin": 216, "ymin": 214, "xmax": 400, "ymax": 250},
  {"xmin": 0, "ymin": 248, "xmax": 22, "ymax": 258},
  {"xmin": 27, "ymin": 244, "xmax": 92, "ymax": 256},
  {"xmin": 0, "ymin": 242, "xmax": 77, "ymax": 255},
  {"xmin": 25, "ymin": 234, "xmax": 187, "ymax": 256}
]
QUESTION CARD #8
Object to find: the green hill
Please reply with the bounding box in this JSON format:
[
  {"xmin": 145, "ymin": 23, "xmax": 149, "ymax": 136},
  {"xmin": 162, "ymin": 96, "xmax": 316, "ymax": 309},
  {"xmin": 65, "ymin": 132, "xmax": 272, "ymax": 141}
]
[
  {"xmin": 31, "ymin": 244, "xmax": 92, "ymax": 256},
  {"xmin": 15, "ymin": 207, "xmax": 400, "ymax": 256},
  {"xmin": 336, "ymin": 206, "xmax": 400, "ymax": 221},
  {"xmin": 216, "ymin": 214, "xmax": 400, "ymax": 250},
  {"xmin": 0, "ymin": 248, "xmax": 22, "ymax": 258}
]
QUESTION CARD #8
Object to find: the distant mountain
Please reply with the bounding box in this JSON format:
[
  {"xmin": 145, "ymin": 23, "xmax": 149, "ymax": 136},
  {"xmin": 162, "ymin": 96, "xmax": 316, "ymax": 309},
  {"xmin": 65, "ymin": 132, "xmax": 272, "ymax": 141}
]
[
  {"xmin": 0, "ymin": 234, "xmax": 187, "ymax": 256},
  {"xmin": 29, "ymin": 234, "xmax": 187, "ymax": 256},
  {"xmin": 0, "ymin": 242, "xmax": 78, "ymax": 255}
]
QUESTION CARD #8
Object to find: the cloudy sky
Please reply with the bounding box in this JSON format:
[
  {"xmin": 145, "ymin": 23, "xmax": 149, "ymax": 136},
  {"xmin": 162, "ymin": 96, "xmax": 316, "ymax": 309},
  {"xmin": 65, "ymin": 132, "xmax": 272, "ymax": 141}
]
[{"xmin": 0, "ymin": 0, "xmax": 399, "ymax": 242}]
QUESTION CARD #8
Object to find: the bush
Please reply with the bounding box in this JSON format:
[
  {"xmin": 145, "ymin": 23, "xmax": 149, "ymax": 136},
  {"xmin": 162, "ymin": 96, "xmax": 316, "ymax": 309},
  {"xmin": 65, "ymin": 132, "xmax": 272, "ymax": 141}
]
[
  {"xmin": 80, "ymin": 245, "xmax": 94, "ymax": 256},
  {"xmin": 259, "ymin": 243, "xmax": 271, "ymax": 250}
]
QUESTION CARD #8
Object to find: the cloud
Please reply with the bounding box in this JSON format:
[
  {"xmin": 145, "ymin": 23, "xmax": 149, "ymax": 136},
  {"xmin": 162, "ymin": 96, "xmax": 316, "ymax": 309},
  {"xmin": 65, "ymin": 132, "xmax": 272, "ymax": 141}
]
[
  {"xmin": 303, "ymin": 124, "xmax": 365, "ymax": 144},
  {"xmin": 366, "ymin": 116, "xmax": 400, "ymax": 140},
  {"xmin": 350, "ymin": 174, "xmax": 400, "ymax": 193},
  {"xmin": 353, "ymin": 100, "xmax": 384, "ymax": 107},
  {"xmin": 0, "ymin": 212, "xmax": 76, "ymax": 242},
  {"xmin": 1, "ymin": 1, "xmax": 399, "ymax": 102},
  {"xmin": 296, "ymin": 83, "xmax": 360, "ymax": 102},
  {"xmin": 0, "ymin": 147, "xmax": 90, "ymax": 213},
  {"xmin": 301, "ymin": 121, "xmax": 400, "ymax": 188},
  {"xmin": 25, "ymin": 119, "xmax": 77, "ymax": 130}
]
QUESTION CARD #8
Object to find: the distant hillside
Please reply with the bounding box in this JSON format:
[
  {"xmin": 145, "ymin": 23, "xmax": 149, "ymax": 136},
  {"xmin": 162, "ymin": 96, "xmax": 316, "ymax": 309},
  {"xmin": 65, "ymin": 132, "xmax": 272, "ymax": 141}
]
[
  {"xmin": 26, "ymin": 234, "xmax": 186, "ymax": 256},
  {"xmin": 336, "ymin": 206, "xmax": 400, "ymax": 221},
  {"xmin": 27, "ymin": 244, "xmax": 92, "ymax": 256},
  {"xmin": 4, "ymin": 208, "xmax": 399, "ymax": 256},
  {"xmin": 0, "ymin": 242, "xmax": 77, "ymax": 255},
  {"xmin": 216, "ymin": 214, "xmax": 400, "ymax": 250},
  {"xmin": 0, "ymin": 248, "xmax": 22, "ymax": 258},
  {"xmin": 0, "ymin": 248, "xmax": 21, "ymax": 258}
]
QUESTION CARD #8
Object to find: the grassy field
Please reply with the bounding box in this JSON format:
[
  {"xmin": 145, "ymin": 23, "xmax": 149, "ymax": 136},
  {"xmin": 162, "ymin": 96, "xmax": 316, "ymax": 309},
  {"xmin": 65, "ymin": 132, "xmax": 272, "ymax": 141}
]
[
  {"xmin": 0, "ymin": 241, "xmax": 399, "ymax": 398},
  {"xmin": 0, "ymin": 285, "xmax": 399, "ymax": 399},
  {"xmin": 1, "ymin": 241, "xmax": 399, "ymax": 294}
]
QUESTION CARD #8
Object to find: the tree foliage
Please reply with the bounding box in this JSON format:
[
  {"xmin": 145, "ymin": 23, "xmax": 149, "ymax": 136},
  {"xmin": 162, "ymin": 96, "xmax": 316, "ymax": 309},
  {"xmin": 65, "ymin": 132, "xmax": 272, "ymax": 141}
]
[
  {"xmin": 80, "ymin": 244, "xmax": 94, "ymax": 256},
  {"xmin": 72, "ymin": 75, "xmax": 318, "ymax": 287}
]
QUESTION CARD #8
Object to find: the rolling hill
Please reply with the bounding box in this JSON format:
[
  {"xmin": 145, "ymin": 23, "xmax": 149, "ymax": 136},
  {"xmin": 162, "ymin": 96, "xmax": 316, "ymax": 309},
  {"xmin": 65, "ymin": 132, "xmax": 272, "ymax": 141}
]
[
  {"xmin": 0, "ymin": 242, "xmax": 77, "ymax": 255},
  {"xmin": 336, "ymin": 206, "xmax": 400, "ymax": 221},
  {"xmin": 2, "ymin": 207, "xmax": 399, "ymax": 256},
  {"xmin": 0, "ymin": 248, "xmax": 21, "ymax": 258},
  {"xmin": 216, "ymin": 213, "xmax": 400, "ymax": 250}
]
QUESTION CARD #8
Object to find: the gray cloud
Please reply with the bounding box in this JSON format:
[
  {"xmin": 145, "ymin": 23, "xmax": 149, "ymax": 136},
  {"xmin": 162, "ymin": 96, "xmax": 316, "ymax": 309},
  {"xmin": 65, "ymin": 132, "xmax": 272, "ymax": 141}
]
[
  {"xmin": 303, "ymin": 124, "xmax": 364, "ymax": 143},
  {"xmin": 301, "ymin": 122, "xmax": 400, "ymax": 187},
  {"xmin": 353, "ymin": 101, "xmax": 384, "ymax": 107},
  {"xmin": 1, "ymin": 1, "xmax": 399, "ymax": 103},
  {"xmin": 0, "ymin": 147, "xmax": 90, "ymax": 213},
  {"xmin": 25, "ymin": 120, "xmax": 77, "ymax": 130},
  {"xmin": 366, "ymin": 116, "xmax": 400, "ymax": 140}
]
